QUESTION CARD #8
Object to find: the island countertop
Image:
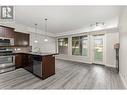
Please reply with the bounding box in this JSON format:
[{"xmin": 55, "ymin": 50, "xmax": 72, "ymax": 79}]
[
  {"xmin": 15, "ymin": 52, "xmax": 58, "ymax": 79},
  {"xmin": 14, "ymin": 52, "xmax": 58, "ymax": 56}
]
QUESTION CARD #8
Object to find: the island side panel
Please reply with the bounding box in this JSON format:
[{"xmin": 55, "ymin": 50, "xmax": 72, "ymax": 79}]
[{"xmin": 42, "ymin": 55, "xmax": 55, "ymax": 79}]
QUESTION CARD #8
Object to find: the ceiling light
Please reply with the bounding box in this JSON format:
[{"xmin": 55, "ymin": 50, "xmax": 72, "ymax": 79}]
[
  {"xmin": 34, "ymin": 24, "xmax": 38, "ymax": 43},
  {"xmin": 44, "ymin": 18, "xmax": 48, "ymax": 42},
  {"xmin": 17, "ymin": 48, "xmax": 21, "ymax": 51},
  {"xmin": 95, "ymin": 22, "xmax": 104, "ymax": 26},
  {"xmin": 90, "ymin": 22, "xmax": 104, "ymax": 27},
  {"xmin": 44, "ymin": 38, "xmax": 48, "ymax": 42},
  {"xmin": 34, "ymin": 40, "xmax": 38, "ymax": 43}
]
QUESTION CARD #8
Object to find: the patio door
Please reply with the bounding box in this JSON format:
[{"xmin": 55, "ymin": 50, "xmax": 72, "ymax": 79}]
[{"xmin": 92, "ymin": 34, "xmax": 105, "ymax": 65}]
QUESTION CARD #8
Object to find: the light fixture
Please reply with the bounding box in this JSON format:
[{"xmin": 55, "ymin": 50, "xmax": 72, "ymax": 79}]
[
  {"xmin": 44, "ymin": 18, "xmax": 48, "ymax": 42},
  {"xmin": 90, "ymin": 22, "xmax": 104, "ymax": 27},
  {"xmin": 34, "ymin": 40, "xmax": 38, "ymax": 43},
  {"xmin": 95, "ymin": 22, "xmax": 104, "ymax": 26},
  {"xmin": 34, "ymin": 24, "xmax": 38, "ymax": 43}
]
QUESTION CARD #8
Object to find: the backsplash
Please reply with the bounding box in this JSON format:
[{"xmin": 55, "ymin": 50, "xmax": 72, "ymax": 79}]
[{"xmin": 13, "ymin": 46, "xmax": 32, "ymax": 53}]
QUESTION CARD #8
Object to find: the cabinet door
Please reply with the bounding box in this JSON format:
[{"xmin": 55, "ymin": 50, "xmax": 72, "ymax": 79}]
[
  {"xmin": 0, "ymin": 26, "xmax": 14, "ymax": 38},
  {"xmin": 24, "ymin": 54, "xmax": 33, "ymax": 72},
  {"xmin": 15, "ymin": 54, "xmax": 22, "ymax": 69},
  {"xmin": 14, "ymin": 32, "xmax": 22, "ymax": 46},
  {"xmin": 22, "ymin": 54, "xmax": 33, "ymax": 72},
  {"xmin": 0, "ymin": 26, "xmax": 5, "ymax": 37},
  {"xmin": 14, "ymin": 32, "xmax": 30, "ymax": 46},
  {"xmin": 22, "ymin": 33, "xmax": 30, "ymax": 46},
  {"xmin": 42, "ymin": 55, "xmax": 55, "ymax": 79},
  {"xmin": 5, "ymin": 27, "xmax": 14, "ymax": 38},
  {"xmin": 21, "ymin": 54, "xmax": 28, "ymax": 68}
]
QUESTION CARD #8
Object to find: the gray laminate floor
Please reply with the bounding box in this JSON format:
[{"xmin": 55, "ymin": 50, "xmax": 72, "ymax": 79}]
[{"xmin": 0, "ymin": 59, "xmax": 125, "ymax": 89}]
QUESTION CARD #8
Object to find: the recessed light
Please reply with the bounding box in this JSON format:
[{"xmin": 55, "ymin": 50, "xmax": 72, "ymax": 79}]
[
  {"xmin": 34, "ymin": 40, "xmax": 38, "ymax": 43},
  {"xmin": 44, "ymin": 38, "xmax": 48, "ymax": 42}
]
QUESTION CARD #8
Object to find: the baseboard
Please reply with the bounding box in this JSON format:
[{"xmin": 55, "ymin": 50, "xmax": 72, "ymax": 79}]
[
  {"xmin": 106, "ymin": 64, "xmax": 116, "ymax": 68},
  {"xmin": 119, "ymin": 72, "xmax": 127, "ymax": 89},
  {"xmin": 56, "ymin": 58, "xmax": 118, "ymax": 68},
  {"xmin": 56, "ymin": 57, "xmax": 91, "ymax": 64},
  {"xmin": 56, "ymin": 58, "xmax": 91, "ymax": 64}
]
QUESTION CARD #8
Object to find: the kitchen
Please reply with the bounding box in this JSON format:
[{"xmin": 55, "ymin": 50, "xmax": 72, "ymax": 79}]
[{"xmin": 0, "ymin": 25, "xmax": 56, "ymax": 79}]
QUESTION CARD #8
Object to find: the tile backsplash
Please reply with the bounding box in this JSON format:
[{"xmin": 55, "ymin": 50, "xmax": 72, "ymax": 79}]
[{"xmin": 13, "ymin": 46, "xmax": 32, "ymax": 53}]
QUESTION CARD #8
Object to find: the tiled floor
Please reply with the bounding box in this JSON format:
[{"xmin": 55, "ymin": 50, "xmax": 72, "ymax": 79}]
[{"xmin": 0, "ymin": 59, "xmax": 125, "ymax": 89}]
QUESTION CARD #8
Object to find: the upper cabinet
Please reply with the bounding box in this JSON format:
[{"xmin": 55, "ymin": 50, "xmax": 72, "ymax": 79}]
[
  {"xmin": 0, "ymin": 25, "xmax": 30, "ymax": 46},
  {"xmin": 5, "ymin": 27, "xmax": 14, "ymax": 38},
  {"xmin": 0, "ymin": 26, "xmax": 5, "ymax": 37},
  {"xmin": 14, "ymin": 32, "xmax": 30, "ymax": 46},
  {"xmin": 0, "ymin": 26, "xmax": 14, "ymax": 38}
]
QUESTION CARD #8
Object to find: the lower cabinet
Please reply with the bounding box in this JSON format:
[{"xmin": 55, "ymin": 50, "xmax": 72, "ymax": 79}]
[
  {"xmin": 24, "ymin": 54, "xmax": 33, "ymax": 72},
  {"xmin": 15, "ymin": 53, "xmax": 33, "ymax": 72},
  {"xmin": 15, "ymin": 53, "xmax": 55, "ymax": 79},
  {"xmin": 42, "ymin": 55, "xmax": 55, "ymax": 79},
  {"xmin": 15, "ymin": 54, "xmax": 22, "ymax": 69}
]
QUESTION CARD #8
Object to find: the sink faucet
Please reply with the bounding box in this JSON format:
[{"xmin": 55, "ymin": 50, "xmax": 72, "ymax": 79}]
[{"xmin": 33, "ymin": 47, "xmax": 41, "ymax": 53}]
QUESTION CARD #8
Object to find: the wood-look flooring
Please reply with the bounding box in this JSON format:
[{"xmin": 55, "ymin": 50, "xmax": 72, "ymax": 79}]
[{"xmin": 0, "ymin": 59, "xmax": 125, "ymax": 89}]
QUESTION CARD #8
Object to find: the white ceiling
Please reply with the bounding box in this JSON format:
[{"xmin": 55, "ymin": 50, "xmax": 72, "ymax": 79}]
[{"xmin": 15, "ymin": 6, "xmax": 121, "ymax": 33}]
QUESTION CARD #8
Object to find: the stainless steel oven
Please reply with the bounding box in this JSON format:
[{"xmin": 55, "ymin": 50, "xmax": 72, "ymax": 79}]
[
  {"xmin": 0, "ymin": 55, "xmax": 15, "ymax": 73},
  {"xmin": 0, "ymin": 38, "xmax": 15, "ymax": 73},
  {"xmin": 0, "ymin": 48, "xmax": 15, "ymax": 74}
]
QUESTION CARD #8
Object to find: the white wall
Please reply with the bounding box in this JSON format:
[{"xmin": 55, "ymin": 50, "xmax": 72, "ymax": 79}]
[
  {"xmin": 106, "ymin": 32, "xmax": 119, "ymax": 67},
  {"xmin": 56, "ymin": 30, "xmax": 119, "ymax": 67},
  {"xmin": 30, "ymin": 32, "xmax": 56, "ymax": 53},
  {"xmin": 119, "ymin": 7, "xmax": 127, "ymax": 88}
]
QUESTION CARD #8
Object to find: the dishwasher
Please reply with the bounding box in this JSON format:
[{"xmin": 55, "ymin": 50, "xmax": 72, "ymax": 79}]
[{"xmin": 32, "ymin": 55, "xmax": 42, "ymax": 77}]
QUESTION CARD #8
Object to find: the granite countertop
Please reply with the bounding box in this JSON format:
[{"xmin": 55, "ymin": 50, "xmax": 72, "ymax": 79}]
[{"xmin": 14, "ymin": 52, "xmax": 58, "ymax": 56}]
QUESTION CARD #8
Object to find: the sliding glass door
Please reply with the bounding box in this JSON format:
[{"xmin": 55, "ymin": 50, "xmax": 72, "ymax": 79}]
[{"xmin": 92, "ymin": 34, "xmax": 105, "ymax": 65}]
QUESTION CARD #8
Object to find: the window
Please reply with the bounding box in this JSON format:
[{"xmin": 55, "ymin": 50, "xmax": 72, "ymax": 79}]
[
  {"xmin": 58, "ymin": 38, "xmax": 68, "ymax": 54},
  {"xmin": 72, "ymin": 35, "xmax": 88, "ymax": 56}
]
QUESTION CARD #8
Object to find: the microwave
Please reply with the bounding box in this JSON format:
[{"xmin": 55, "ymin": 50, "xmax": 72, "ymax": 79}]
[{"xmin": 0, "ymin": 38, "xmax": 14, "ymax": 46}]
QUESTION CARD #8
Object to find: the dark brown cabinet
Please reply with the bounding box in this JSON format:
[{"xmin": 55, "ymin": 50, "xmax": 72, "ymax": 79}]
[
  {"xmin": 23, "ymin": 54, "xmax": 33, "ymax": 72},
  {"xmin": 0, "ymin": 26, "xmax": 14, "ymax": 38},
  {"xmin": 42, "ymin": 55, "xmax": 55, "ymax": 79},
  {"xmin": 14, "ymin": 32, "xmax": 30, "ymax": 46},
  {"xmin": 5, "ymin": 27, "xmax": 14, "ymax": 38},
  {"xmin": 0, "ymin": 26, "xmax": 30, "ymax": 47},
  {"xmin": 15, "ymin": 53, "xmax": 55, "ymax": 79},
  {"xmin": 26, "ymin": 55, "xmax": 33, "ymax": 72},
  {"xmin": 15, "ymin": 54, "xmax": 23, "ymax": 69},
  {"xmin": 15, "ymin": 53, "xmax": 33, "ymax": 72},
  {"xmin": 0, "ymin": 26, "xmax": 5, "ymax": 37}
]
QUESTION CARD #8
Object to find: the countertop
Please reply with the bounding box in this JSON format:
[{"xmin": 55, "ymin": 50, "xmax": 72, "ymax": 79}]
[{"xmin": 14, "ymin": 52, "xmax": 58, "ymax": 56}]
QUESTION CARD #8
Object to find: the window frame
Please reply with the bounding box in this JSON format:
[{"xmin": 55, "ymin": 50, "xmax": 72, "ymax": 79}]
[
  {"xmin": 58, "ymin": 37, "xmax": 68, "ymax": 55},
  {"xmin": 72, "ymin": 35, "xmax": 88, "ymax": 56}
]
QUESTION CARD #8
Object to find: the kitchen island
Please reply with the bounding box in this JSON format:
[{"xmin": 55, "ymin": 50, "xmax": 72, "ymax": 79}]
[{"xmin": 15, "ymin": 52, "xmax": 57, "ymax": 79}]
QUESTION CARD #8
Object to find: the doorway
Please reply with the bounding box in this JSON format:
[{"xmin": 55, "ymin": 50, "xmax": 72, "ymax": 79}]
[{"xmin": 92, "ymin": 34, "xmax": 105, "ymax": 65}]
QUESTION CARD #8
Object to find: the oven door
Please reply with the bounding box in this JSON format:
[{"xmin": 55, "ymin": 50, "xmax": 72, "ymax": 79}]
[
  {"xmin": 0, "ymin": 55, "xmax": 15, "ymax": 74},
  {"xmin": 0, "ymin": 56, "xmax": 14, "ymax": 63},
  {"xmin": 0, "ymin": 55, "xmax": 15, "ymax": 69}
]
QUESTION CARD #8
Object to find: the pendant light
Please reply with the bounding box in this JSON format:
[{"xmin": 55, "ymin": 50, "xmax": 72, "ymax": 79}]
[
  {"xmin": 34, "ymin": 24, "xmax": 38, "ymax": 43},
  {"xmin": 44, "ymin": 18, "xmax": 48, "ymax": 42}
]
